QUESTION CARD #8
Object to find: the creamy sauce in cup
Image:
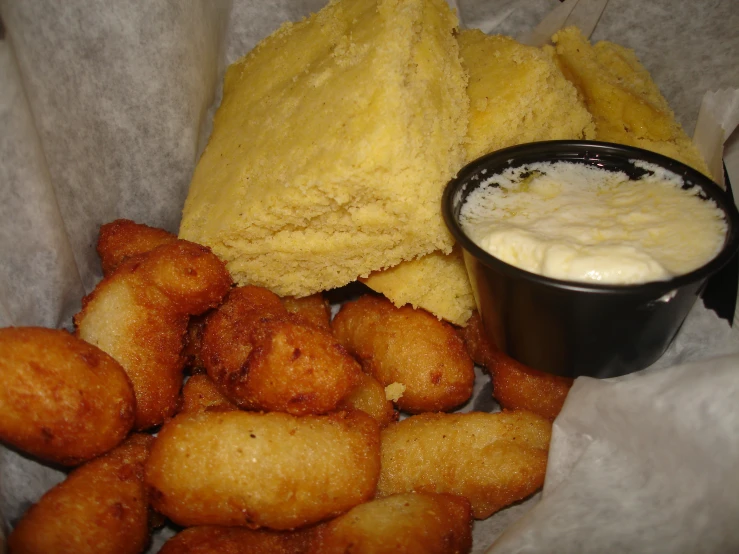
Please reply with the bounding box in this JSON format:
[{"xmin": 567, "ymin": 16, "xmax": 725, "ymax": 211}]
[{"xmin": 459, "ymin": 161, "xmax": 727, "ymax": 284}]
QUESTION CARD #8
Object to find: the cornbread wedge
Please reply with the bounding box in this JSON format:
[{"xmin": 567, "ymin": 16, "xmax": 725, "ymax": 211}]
[
  {"xmin": 364, "ymin": 30, "xmax": 594, "ymax": 325},
  {"xmin": 179, "ymin": 0, "xmax": 468, "ymax": 296},
  {"xmin": 552, "ymin": 26, "xmax": 711, "ymax": 176}
]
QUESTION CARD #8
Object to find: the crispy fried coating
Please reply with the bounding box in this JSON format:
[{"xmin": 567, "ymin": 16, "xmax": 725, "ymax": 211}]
[
  {"xmin": 338, "ymin": 371, "xmax": 398, "ymax": 428},
  {"xmin": 182, "ymin": 314, "xmax": 208, "ymax": 375},
  {"xmin": 97, "ymin": 219, "xmax": 178, "ymax": 276},
  {"xmin": 459, "ymin": 312, "xmax": 572, "ymax": 421},
  {"xmin": 377, "ymin": 411, "xmax": 551, "ymax": 519},
  {"xmin": 8, "ymin": 433, "xmax": 155, "ymax": 554},
  {"xmin": 0, "ymin": 327, "xmax": 135, "ymax": 466},
  {"xmin": 281, "ymin": 293, "xmax": 332, "ymax": 331},
  {"xmin": 159, "ymin": 526, "xmax": 313, "ymax": 554},
  {"xmin": 331, "ymin": 295, "xmax": 475, "ymax": 413},
  {"xmin": 75, "ymin": 240, "xmax": 232, "ymax": 430},
  {"xmin": 180, "ymin": 374, "xmax": 237, "ymax": 414},
  {"xmin": 202, "ymin": 286, "xmax": 361, "ymax": 416},
  {"xmin": 145, "ymin": 410, "xmax": 381, "ymax": 530},
  {"xmin": 311, "ymin": 493, "xmax": 473, "ymax": 554}
]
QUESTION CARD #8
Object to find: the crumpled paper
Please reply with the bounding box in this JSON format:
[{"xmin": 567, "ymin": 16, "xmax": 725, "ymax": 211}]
[{"xmin": 1, "ymin": 0, "xmax": 738, "ymax": 552}]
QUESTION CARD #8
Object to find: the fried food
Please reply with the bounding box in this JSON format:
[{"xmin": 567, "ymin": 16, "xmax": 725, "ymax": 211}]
[
  {"xmin": 145, "ymin": 410, "xmax": 381, "ymax": 530},
  {"xmin": 0, "ymin": 327, "xmax": 135, "ymax": 466},
  {"xmin": 377, "ymin": 410, "xmax": 551, "ymax": 519},
  {"xmin": 97, "ymin": 219, "xmax": 178, "ymax": 276},
  {"xmin": 331, "ymin": 295, "xmax": 475, "ymax": 413},
  {"xmin": 552, "ymin": 26, "xmax": 710, "ymax": 176},
  {"xmin": 75, "ymin": 240, "xmax": 232, "ymax": 430},
  {"xmin": 338, "ymin": 371, "xmax": 398, "ymax": 428},
  {"xmin": 182, "ymin": 313, "xmax": 208, "ymax": 375},
  {"xmin": 459, "ymin": 312, "xmax": 572, "ymax": 421},
  {"xmin": 311, "ymin": 492, "xmax": 473, "ymax": 554},
  {"xmin": 159, "ymin": 526, "xmax": 312, "ymax": 554},
  {"xmin": 281, "ymin": 293, "xmax": 332, "ymax": 331},
  {"xmin": 178, "ymin": 0, "xmax": 468, "ymax": 298},
  {"xmin": 202, "ymin": 286, "xmax": 361, "ymax": 416},
  {"xmin": 179, "ymin": 374, "xmax": 237, "ymax": 415},
  {"xmin": 8, "ymin": 433, "xmax": 154, "ymax": 554}
]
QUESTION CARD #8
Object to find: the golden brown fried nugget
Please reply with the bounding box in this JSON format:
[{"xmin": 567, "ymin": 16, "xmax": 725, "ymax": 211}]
[
  {"xmin": 0, "ymin": 327, "xmax": 135, "ymax": 466},
  {"xmin": 311, "ymin": 493, "xmax": 473, "ymax": 554},
  {"xmin": 159, "ymin": 526, "xmax": 313, "ymax": 554},
  {"xmin": 75, "ymin": 240, "xmax": 232, "ymax": 430},
  {"xmin": 459, "ymin": 312, "xmax": 572, "ymax": 421},
  {"xmin": 338, "ymin": 371, "xmax": 398, "ymax": 428},
  {"xmin": 145, "ymin": 410, "xmax": 381, "ymax": 530},
  {"xmin": 202, "ymin": 286, "xmax": 361, "ymax": 416},
  {"xmin": 97, "ymin": 219, "xmax": 178, "ymax": 276},
  {"xmin": 281, "ymin": 293, "xmax": 332, "ymax": 331},
  {"xmin": 8, "ymin": 433, "xmax": 154, "ymax": 554},
  {"xmin": 377, "ymin": 411, "xmax": 551, "ymax": 519},
  {"xmin": 180, "ymin": 374, "xmax": 237, "ymax": 414},
  {"xmin": 331, "ymin": 295, "xmax": 475, "ymax": 413}
]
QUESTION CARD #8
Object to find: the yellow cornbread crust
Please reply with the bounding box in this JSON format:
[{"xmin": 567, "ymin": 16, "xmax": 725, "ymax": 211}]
[
  {"xmin": 552, "ymin": 26, "xmax": 711, "ymax": 177},
  {"xmin": 179, "ymin": 0, "xmax": 469, "ymax": 297},
  {"xmin": 460, "ymin": 29, "xmax": 595, "ymax": 161},
  {"xmin": 365, "ymin": 30, "xmax": 595, "ymax": 325}
]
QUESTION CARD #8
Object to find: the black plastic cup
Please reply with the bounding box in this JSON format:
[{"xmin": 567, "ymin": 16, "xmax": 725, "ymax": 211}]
[{"xmin": 442, "ymin": 141, "xmax": 739, "ymax": 379}]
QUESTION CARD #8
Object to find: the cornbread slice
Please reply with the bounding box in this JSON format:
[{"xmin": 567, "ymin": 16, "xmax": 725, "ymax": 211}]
[
  {"xmin": 552, "ymin": 26, "xmax": 711, "ymax": 176},
  {"xmin": 365, "ymin": 30, "xmax": 594, "ymax": 325},
  {"xmin": 179, "ymin": 0, "xmax": 469, "ymax": 296},
  {"xmin": 361, "ymin": 245, "xmax": 475, "ymax": 326},
  {"xmin": 461, "ymin": 29, "xmax": 595, "ymax": 160}
]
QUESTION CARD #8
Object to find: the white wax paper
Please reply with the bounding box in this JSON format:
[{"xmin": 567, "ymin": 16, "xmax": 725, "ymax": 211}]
[{"xmin": 1, "ymin": 0, "xmax": 738, "ymax": 552}]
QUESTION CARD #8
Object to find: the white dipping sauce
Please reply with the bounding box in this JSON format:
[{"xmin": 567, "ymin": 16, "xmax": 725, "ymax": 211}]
[{"xmin": 459, "ymin": 161, "xmax": 727, "ymax": 284}]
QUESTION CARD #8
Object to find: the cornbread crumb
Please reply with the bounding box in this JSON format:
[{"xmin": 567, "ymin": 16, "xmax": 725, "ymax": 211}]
[
  {"xmin": 385, "ymin": 382, "xmax": 406, "ymax": 402},
  {"xmin": 552, "ymin": 26, "xmax": 711, "ymax": 177},
  {"xmin": 179, "ymin": 0, "xmax": 468, "ymax": 297}
]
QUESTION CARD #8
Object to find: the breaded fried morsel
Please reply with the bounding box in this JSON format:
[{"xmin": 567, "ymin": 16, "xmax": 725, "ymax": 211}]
[
  {"xmin": 202, "ymin": 286, "xmax": 361, "ymax": 416},
  {"xmin": 459, "ymin": 312, "xmax": 572, "ymax": 421},
  {"xmin": 338, "ymin": 371, "xmax": 398, "ymax": 428},
  {"xmin": 281, "ymin": 293, "xmax": 332, "ymax": 331},
  {"xmin": 311, "ymin": 492, "xmax": 473, "ymax": 554},
  {"xmin": 145, "ymin": 410, "xmax": 381, "ymax": 530},
  {"xmin": 377, "ymin": 411, "xmax": 551, "ymax": 519},
  {"xmin": 332, "ymin": 295, "xmax": 475, "ymax": 413},
  {"xmin": 8, "ymin": 433, "xmax": 155, "ymax": 554},
  {"xmin": 159, "ymin": 526, "xmax": 312, "ymax": 554},
  {"xmin": 552, "ymin": 26, "xmax": 710, "ymax": 176},
  {"xmin": 97, "ymin": 219, "xmax": 178, "ymax": 276},
  {"xmin": 179, "ymin": 374, "xmax": 237, "ymax": 415},
  {"xmin": 75, "ymin": 240, "xmax": 232, "ymax": 430},
  {"xmin": 0, "ymin": 327, "xmax": 135, "ymax": 466}
]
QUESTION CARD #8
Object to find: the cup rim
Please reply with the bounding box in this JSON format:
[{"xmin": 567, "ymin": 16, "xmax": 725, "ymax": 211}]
[{"xmin": 442, "ymin": 140, "xmax": 739, "ymax": 296}]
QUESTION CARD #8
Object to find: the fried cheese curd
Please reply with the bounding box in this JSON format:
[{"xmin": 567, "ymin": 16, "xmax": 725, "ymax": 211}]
[
  {"xmin": 8, "ymin": 433, "xmax": 154, "ymax": 554},
  {"xmin": 159, "ymin": 492, "xmax": 472, "ymax": 554},
  {"xmin": 0, "ymin": 327, "xmax": 135, "ymax": 466},
  {"xmin": 377, "ymin": 410, "xmax": 552, "ymax": 519},
  {"xmin": 281, "ymin": 293, "xmax": 332, "ymax": 331},
  {"xmin": 159, "ymin": 526, "xmax": 313, "ymax": 554},
  {"xmin": 74, "ymin": 240, "xmax": 232, "ymax": 430},
  {"xmin": 201, "ymin": 285, "xmax": 361, "ymax": 416},
  {"xmin": 338, "ymin": 371, "xmax": 398, "ymax": 428},
  {"xmin": 96, "ymin": 219, "xmax": 178, "ymax": 276},
  {"xmin": 459, "ymin": 312, "xmax": 573, "ymax": 421},
  {"xmin": 311, "ymin": 492, "xmax": 473, "ymax": 554},
  {"xmin": 179, "ymin": 373, "xmax": 237, "ymax": 414},
  {"xmin": 145, "ymin": 410, "xmax": 381, "ymax": 530},
  {"xmin": 331, "ymin": 294, "xmax": 475, "ymax": 413}
]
